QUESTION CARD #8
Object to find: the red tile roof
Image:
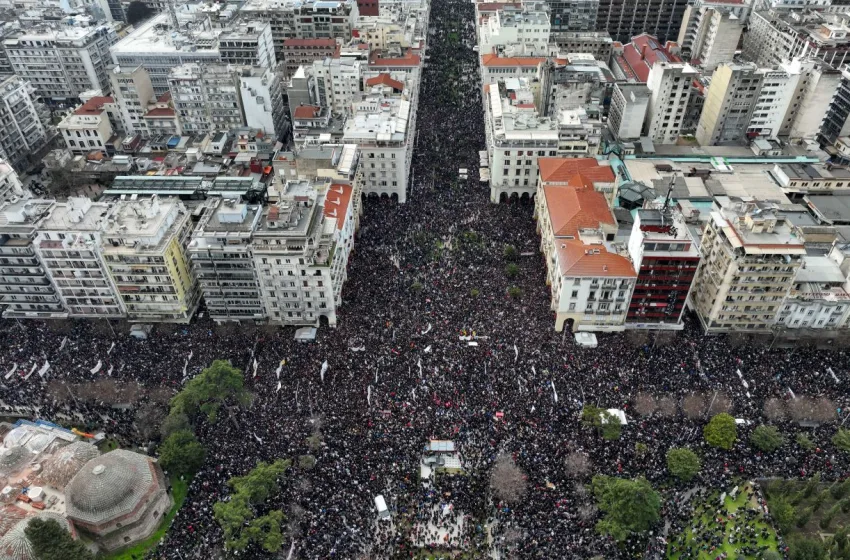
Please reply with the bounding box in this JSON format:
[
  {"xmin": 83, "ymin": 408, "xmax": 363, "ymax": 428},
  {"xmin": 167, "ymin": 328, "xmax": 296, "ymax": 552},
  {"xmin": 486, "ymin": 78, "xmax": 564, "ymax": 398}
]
[
  {"xmin": 323, "ymin": 184, "xmax": 354, "ymax": 230},
  {"xmin": 144, "ymin": 107, "xmax": 176, "ymax": 118},
  {"xmin": 365, "ymin": 73, "xmax": 404, "ymax": 91},
  {"xmin": 544, "ymin": 185, "xmax": 616, "ymax": 238},
  {"xmin": 73, "ymin": 96, "xmax": 113, "ymax": 116},
  {"xmin": 284, "ymin": 38, "xmax": 337, "ymax": 47},
  {"xmin": 481, "ymin": 53, "xmax": 545, "ymax": 67},
  {"xmin": 370, "ymin": 49, "xmax": 421, "ymax": 67},
  {"xmin": 618, "ymin": 34, "xmax": 682, "ymax": 82},
  {"xmin": 293, "ymin": 105, "xmax": 322, "ymax": 119},
  {"xmin": 538, "ymin": 157, "xmax": 615, "ymax": 185},
  {"xmin": 157, "ymin": 91, "xmax": 171, "ymax": 103},
  {"xmin": 556, "ymin": 241, "xmax": 636, "ymax": 277}
]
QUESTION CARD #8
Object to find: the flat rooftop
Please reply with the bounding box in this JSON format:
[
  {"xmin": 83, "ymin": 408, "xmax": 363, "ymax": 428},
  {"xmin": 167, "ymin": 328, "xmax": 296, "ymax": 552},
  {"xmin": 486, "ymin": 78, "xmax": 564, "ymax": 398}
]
[{"xmin": 805, "ymin": 195, "xmax": 850, "ymax": 224}]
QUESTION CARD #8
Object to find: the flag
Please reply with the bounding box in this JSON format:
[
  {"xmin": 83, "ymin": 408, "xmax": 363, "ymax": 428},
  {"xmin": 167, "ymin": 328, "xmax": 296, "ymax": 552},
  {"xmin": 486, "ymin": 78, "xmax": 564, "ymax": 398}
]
[
  {"xmin": 514, "ymin": 344, "xmax": 518, "ymax": 362},
  {"xmin": 38, "ymin": 361, "xmax": 50, "ymax": 377},
  {"xmin": 551, "ymin": 381, "xmax": 558, "ymax": 403},
  {"xmin": 320, "ymin": 360, "xmax": 328, "ymax": 383},
  {"xmin": 90, "ymin": 360, "xmax": 102, "ymax": 374}
]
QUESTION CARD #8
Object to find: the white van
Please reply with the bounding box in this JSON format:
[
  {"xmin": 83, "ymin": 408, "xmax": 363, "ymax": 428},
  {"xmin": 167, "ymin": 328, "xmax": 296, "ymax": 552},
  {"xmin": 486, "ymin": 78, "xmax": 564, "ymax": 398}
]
[{"xmin": 374, "ymin": 495, "xmax": 390, "ymax": 519}]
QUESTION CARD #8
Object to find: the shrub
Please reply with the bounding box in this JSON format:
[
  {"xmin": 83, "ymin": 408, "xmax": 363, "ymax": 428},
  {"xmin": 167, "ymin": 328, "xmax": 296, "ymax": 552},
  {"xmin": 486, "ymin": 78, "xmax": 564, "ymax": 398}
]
[
  {"xmin": 833, "ymin": 428, "xmax": 850, "ymax": 453},
  {"xmin": 503, "ymin": 244, "xmax": 518, "ymax": 260},
  {"xmin": 505, "ymin": 263, "xmax": 520, "ymax": 278},
  {"xmin": 750, "ymin": 425, "xmax": 785, "ymax": 453},
  {"xmin": 298, "ymin": 454, "xmax": 317, "ymax": 470},
  {"xmin": 470, "ymin": 288, "xmax": 480, "ymax": 298},
  {"xmin": 704, "ymin": 413, "xmax": 737, "ymax": 450},
  {"xmin": 794, "ymin": 506, "xmax": 813, "ymax": 528},
  {"xmin": 507, "ymin": 286, "xmax": 522, "ymax": 299},
  {"xmin": 666, "ymin": 448, "xmax": 701, "ymax": 482},
  {"xmin": 411, "ymin": 281, "xmax": 423, "ymax": 292},
  {"xmin": 796, "ymin": 432, "xmax": 815, "ymax": 451}
]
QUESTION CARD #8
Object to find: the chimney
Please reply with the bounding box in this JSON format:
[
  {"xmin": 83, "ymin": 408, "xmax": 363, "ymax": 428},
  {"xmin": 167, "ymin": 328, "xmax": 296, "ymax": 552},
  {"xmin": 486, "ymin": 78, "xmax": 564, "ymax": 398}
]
[{"xmin": 642, "ymin": 44, "xmax": 648, "ymax": 60}]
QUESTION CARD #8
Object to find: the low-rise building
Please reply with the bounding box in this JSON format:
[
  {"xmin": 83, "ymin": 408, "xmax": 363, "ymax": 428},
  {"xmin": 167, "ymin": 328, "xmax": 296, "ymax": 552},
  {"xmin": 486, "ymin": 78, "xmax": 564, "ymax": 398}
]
[
  {"xmin": 771, "ymin": 162, "xmax": 850, "ymax": 195},
  {"xmin": 775, "ymin": 253, "xmax": 850, "ymax": 330},
  {"xmin": 58, "ymin": 96, "xmax": 116, "ymax": 156},
  {"xmin": 534, "ymin": 157, "xmax": 635, "ymax": 331}
]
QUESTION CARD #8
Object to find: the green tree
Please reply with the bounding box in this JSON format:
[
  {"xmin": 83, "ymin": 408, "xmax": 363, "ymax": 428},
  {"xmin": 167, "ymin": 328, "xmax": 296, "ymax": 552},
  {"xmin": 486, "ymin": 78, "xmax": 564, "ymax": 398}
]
[
  {"xmin": 828, "ymin": 527, "xmax": 850, "ymax": 560},
  {"xmin": 507, "ymin": 286, "xmax": 522, "ymax": 299},
  {"xmin": 25, "ymin": 518, "xmax": 94, "ymax": 560},
  {"xmin": 581, "ymin": 406, "xmax": 620, "ymax": 440},
  {"xmin": 770, "ymin": 495, "xmax": 796, "ymax": 533},
  {"xmin": 600, "ymin": 412, "xmax": 622, "ymax": 441},
  {"xmin": 591, "ymin": 475, "xmax": 661, "ymax": 542},
  {"xmin": 796, "ymin": 432, "xmax": 815, "ymax": 451},
  {"xmin": 762, "ymin": 552, "xmax": 783, "ymax": 560},
  {"xmin": 833, "ymin": 428, "xmax": 850, "ymax": 453},
  {"xmin": 125, "ymin": 0, "xmax": 154, "ymax": 24},
  {"xmin": 228, "ymin": 459, "xmax": 290, "ymax": 504},
  {"xmin": 158, "ymin": 430, "xmax": 206, "ymax": 477},
  {"xmin": 750, "ymin": 425, "xmax": 785, "ymax": 453},
  {"xmin": 666, "ymin": 448, "xmax": 701, "ymax": 482},
  {"xmin": 505, "ymin": 263, "xmax": 520, "ymax": 278},
  {"xmin": 704, "ymin": 413, "xmax": 737, "ymax": 450},
  {"xmin": 160, "ymin": 411, "xmax": 192, "ymax": 439},
  {"xmin": 411, "ymin": 281, "xmax": 423, "ymax": 292},
  {"xmin": 170, "ymin": 360, "xmax": 251, "ymax": 423},
  {"xmin": 470, "ymin": 288, "xmax": 480, "ymax": 298},
  {"xmin": 789, "ymin": 536, "xmax": 827, "ymax": 560},
  {"xmin": 298, "ymin": 454, "xmax": 317, "ymax": 470},
  {"xmin": 503, "ymin": 244, "xmax": 518, "ymax": 260}
]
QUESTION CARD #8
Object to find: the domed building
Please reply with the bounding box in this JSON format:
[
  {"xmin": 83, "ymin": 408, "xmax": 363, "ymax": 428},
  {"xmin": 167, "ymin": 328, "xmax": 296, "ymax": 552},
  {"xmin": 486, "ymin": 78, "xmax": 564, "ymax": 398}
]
[
  {"xmin": 0, "ymin": 513, "xmax": 72, "ymax": 560},
  {"xmin": 65, "ymin": 450, "xmax": 171, "ymax": 552},
  {"xmin": 34, "ymin": 442, "xmax": 100, "ymax": 491}
]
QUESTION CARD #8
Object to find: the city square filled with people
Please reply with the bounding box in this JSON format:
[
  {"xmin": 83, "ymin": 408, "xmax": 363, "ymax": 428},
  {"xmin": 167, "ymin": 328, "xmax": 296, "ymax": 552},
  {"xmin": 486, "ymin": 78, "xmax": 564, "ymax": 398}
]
[{"xmin": 1, "ymin": 0, "xmax": 849, "ymax": 558}]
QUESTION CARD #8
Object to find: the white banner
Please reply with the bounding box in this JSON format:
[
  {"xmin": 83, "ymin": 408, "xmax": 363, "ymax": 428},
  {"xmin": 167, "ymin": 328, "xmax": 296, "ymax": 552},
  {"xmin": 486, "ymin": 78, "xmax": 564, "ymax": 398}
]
[
  {"xmin": 107, "ymin": 342, "xmax": 115, "ymax": 355},
  {"xmin": 90, "ymin": 360, "xmax": 102, "ymax": 374},
  {"xmin": 5, "ymin": 364, "xmax": 17, "ymax": 380},
  {"xmin": 38, "ymin": 361, "xmax": 50, "ymax": 377},
  {"xmin": 320, "ymin": 360, "xmax": 328, "ymax": 383},
  {"xmin": 23, "ymin": 363, "xmax": 37, "ymax": 381}
]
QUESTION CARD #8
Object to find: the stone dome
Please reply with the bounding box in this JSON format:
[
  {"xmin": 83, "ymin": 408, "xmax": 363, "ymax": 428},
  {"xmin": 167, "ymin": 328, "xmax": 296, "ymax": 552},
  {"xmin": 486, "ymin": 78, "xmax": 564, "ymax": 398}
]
[
  {"xmin": 65, "ymin": 450, "xmax": 154, "ymax": 526},
  {"xmin": 0, "ymin": 447, "xmax": 29, "ymax": 476},
  {"xmin": 0, "ymin": 513, "xmax": 70, "ymax": 560},
  {"xmin": 36, "ymin": 442, "xmax": 100, "ymax": 490}
]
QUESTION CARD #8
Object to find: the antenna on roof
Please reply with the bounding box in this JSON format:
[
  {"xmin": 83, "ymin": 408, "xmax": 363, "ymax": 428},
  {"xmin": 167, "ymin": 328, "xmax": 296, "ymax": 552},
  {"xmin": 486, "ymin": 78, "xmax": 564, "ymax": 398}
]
[{"xmin": 662, "ymin": 175, "xmax": 674, "ymax": 215}]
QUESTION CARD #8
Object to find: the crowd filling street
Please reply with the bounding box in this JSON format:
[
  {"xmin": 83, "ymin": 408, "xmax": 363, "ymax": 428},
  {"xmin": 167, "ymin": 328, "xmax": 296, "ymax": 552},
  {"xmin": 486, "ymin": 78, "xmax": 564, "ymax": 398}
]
[{"xmin": 1, "ymin": 0, "xmax": 849, "ymax": 558}]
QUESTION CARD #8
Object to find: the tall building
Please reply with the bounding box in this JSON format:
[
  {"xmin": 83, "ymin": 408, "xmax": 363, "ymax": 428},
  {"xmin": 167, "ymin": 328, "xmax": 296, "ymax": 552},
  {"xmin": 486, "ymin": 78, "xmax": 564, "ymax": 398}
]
[
  {"xmin": 34, "ymin": 197, "xmax": 125, "ymax": 318},
  {"xmin": 0, "ymin": 76, "xmax": 49, "ymax": 172},
  {"xmin": 644, "ymin": 62, "xmax": 698, "ymax": 145},
  {"xmin": 786, "ymin": 61, "xmax": 840, "ymax": 141},
  {"xmin": 608, "ymin": 83, "xmax": 651, "ymax": 141},
  {"xmin": 534, "ymin": 157, "xmax": 635, "ymax": 332},
  {"xmin": 548, "ymin": 0, "xmax": 599, "ymax": 32},
  {"xmin": 238, "ymin": 66, "xmax": 287, "ymax": 139},
  {"xmin": 108, "ymin": 65, "xmax": 156, "ymax": 138},
  {"xmin": 819, "ymin": 66, "xmax": 850, "ymax": 145},
  {"xmin": 282, "ymin": 38, "xmax": 337, "ymax": 79},
  {"xmin": 691, "ymin": 202, "xmax": 806, "ymax": 333},
  {"xmin": 743, "ymin": 10, "xmax": 850, "ymax": 69},
  {"xmin": 310, "ymin": 58, "xmax": 363, "ymax": 116},
  {"xmin": 5, "ymin": 25, "xmax": 117, "ymax": 102},
  {"xmin": 696, "ymin": 63, "xmax": 763, "ymax": 146},
  {"xmin": 626, "ymin": 205, "xmax": 700, "ymax": 329},
  {"xmin": 100, "ymin": 196, "xmax": 199, "ymax": 323},
  {"xmin": 168, "ymin": 64, "xmax": 244, "ymax": 135},
  {"xmin": 0, "ymin": 198, "xmax": 68, "ymax": 319},
  {"xmin": 217, "ymin": 21, "xmax": 277, "ymax": 69},
  {"xmin": 596, "ymin": 0, "xmax": 688, "ymax": 43},
  {"xmin": 678, "ymin": 3, "xmax": 744, "ymax": 72},
  {"xmin": 189, "ymin": 199, "xmax": 266, "ymax": 322}
]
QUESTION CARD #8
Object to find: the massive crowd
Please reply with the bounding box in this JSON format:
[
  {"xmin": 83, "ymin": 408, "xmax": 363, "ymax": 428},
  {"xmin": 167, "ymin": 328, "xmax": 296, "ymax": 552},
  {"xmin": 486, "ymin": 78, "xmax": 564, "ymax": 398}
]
[{"xmin": 1, "ymin": 0, "xmax": 849, "ymax": 558}]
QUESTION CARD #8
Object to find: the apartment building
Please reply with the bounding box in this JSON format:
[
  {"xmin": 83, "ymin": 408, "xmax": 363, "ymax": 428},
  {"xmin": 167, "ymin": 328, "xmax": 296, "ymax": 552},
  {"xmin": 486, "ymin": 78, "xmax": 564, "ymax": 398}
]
[
  {"xmin": 610, "ymin": 34, "xmax": 683, "ymax": 84},
  {"xmin": 691, "ymin": 203, "xmax": 806, "ymax": 333},
  {"xmin": 596, "ymin": 0, "xmax": 688, "ymax": 44},
  {"xmin": 548, "ymin": 0, "xmax": 599, "ymax": 32},
  {"xmin": 743, "ymin": 10, "xmax": 850, "ymax": 69},
  {"xmin": 550, "ymin": 31, "xmax": 613, "ymax": 60},
  {"xmin": 219, "ymin": 21, "xmax": 277, "ymax": 69},
  {"xmin": 310, "ymin": 57, "xmax": 362, "ymax": 115},
  {"xmin": 342, "ymin": 77, "xmax": 415, "ymax": 202},
  {"xmin": 252, "ymin": 180, "xmax": 354, "ymax": 327},
  {"xmin": 168, "ymin": 64, "xmax": 243, "ymax": 135},
  {"xmin": 644, "ymin": 62, "xmax": 698, "ymax": 145},
  {"xmin": 238, "ymin": 66, "xmax": 287, "ymax": 139},
  {"xmin": 0, "ymin": 198, "xmax": 68, "ymax": 319},
  {"xmin": 819, "ymin": 65, "xmax": 850, "ymax": 145},
  {"xmin": 696, "ymin": 63, "xmax": 763, "ymax": 145},
  {"xmin": 625, "ymin": 206, "xmax": 700, "ymax": 329},
  {"xmin": 786, "ymin": 61, "xmax": 840, "ymax": 141},
  {"xmin": 34, "ymin": 197, "xmax": 125, "ymax": 318},
  {"xmin": 775, "ymin": 251, "xmax": 850, "ymax": 330},
  {"xmin": 282, "ymin": 38, "xmax": 337, "ymax": 79},
  {"xmin": 538, "ymin": 54, "xmax": 614, "ymax": 116},
  {"xmin": 608, "ymin": 83, "xmax": 651, "ymax": 141},
  {"xmin": 189, "ymin": 199, "xmax": 266, "ymax": 322},
  {"xmin": 108, "ymin": 65, "xmax": 155, "ymax": 138},
  {"xmin": 0, "ymin": 76, "xmax": 49, "ymax": 172},
  {"xmin": 143, "ymin": 92, "xmax": 182, "ymax": 138},
  {"xmin": 0, "ymin": 160, "xmax": 24, "ymax": 205},
  {"xmin": 679, "ymin": 5, "xmax": 744, "ymax": 72},
  {"xmin": 478, "ymin": 6, "xmax": 550, "ymax": 56},
  {"xmin": 5, "ymin": 25, "xmax": 117, "ymax": 102},
  {"xmin": 479, "ymin": 54, "xmax": 545, "ymax": 84},
  {"xmin": 99, "ymin": 196, "xmax": 198, "ymax": 323},
  {"xmin": 57, "ymin": 96, "xmax": 116, "ymax": 156},
  {"xmin": 534, "ymin": 157, "xmax": 635, "ymax": 332},
  {"xmin": 747, "ymin": 61, "xmax": 808, "ymax": 139}
]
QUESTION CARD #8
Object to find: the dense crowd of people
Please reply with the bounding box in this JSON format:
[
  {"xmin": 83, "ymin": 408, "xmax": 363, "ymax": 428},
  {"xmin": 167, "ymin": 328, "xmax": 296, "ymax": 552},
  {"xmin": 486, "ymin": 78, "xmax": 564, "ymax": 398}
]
[{"xmin": 1, "ymin": 0, "xmax": 849, "ymax": 558}]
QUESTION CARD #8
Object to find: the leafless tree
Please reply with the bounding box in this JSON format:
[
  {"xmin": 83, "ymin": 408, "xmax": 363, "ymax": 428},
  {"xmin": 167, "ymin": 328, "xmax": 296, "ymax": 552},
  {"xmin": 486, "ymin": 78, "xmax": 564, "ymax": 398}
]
[
  {"xmin": 727, "ymin": 332, "xmax": 748, "ymax": 348},
  {"xmin": 788, "ymin": 397, "xmax": 816, "ymax": 422},
  {"xmin": 147, "ymin": 385, "xmax": 175, "ymax": 405},
  {"xmin": 654, "ymin": 331, "xmax": 676, "ymax": 347},
  {"xmin": 490, "ymin": 453, "xmax": 528, "ymax": 505},
  {"xmin": 626, "ymin": 330, "xmax": 650, "ymax": 348},
  {"xmin": 813, "ymin": 397, "xmax": 837, "ymax": 423},
  {"xmin": 657, "ymin": 396, "xmax": 677, "ymax": 417},
  {"xmin": 682, "ymin": 393, "xmax": 707, "ymax": 419},
  {"xmin": 764, "ymin": 398, "xmax": 787, "ymax": 421},
  {"xmin": 134, "ymin": 402, "xmax": 166, "ymax": 441},
  {"xmin": 565, "ymin": 452, "xmax": 591, "ymax": 478},
  {"xmin": 573, "ymin": 482, "xmax": 589, "ymax": 499},
  {"xmin": 708, "ymin": 392, "xmax": 732, "ymax": 415},
  {"xmin": 633, "ymin": 393, "xmax": 657, "ymax": 417},
  {"xmin": 577, "ymin": 503, "xmax": 598, "ymax": 521}
]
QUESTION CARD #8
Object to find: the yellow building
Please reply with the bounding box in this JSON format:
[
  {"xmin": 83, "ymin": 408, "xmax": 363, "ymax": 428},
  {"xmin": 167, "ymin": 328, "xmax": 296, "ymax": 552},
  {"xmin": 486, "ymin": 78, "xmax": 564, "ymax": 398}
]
[{"xmin": 100, "ymin": 195, "xmax": 199, "ymax": 323}]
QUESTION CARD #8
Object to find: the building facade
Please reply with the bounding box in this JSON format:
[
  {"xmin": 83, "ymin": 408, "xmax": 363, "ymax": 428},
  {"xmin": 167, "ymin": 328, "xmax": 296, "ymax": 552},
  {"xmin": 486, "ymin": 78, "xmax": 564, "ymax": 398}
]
[
  {"xmin": 0, "ymin": 76, "xmax": 49, "ymax": 172},
  {"xmin": 644, "ymin": 62, "xmax": 698, "ymax": 145}
]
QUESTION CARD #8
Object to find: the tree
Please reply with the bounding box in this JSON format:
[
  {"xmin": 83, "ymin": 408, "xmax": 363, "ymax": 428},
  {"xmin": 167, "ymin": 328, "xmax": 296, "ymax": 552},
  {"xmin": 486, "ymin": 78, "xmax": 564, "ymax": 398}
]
[
  {"xmin": 796, "ymin": 432, "xmax": 815, "ymax": 451},
  {"xmin": 25, "ymin": 518, "xmax": 94, "ymax": 560},
  {"xmin": 298, "ymin": 455, "xmax": 316, "ymax": 470},
  {"xmin": 581, "ymin": 405, "xmax": 621, "ymax": 440},
  {"xmin": 135, "ymin": 402, "xmax": 166, "ymax": 441},
  {"xmin": 750, "ymin": 425, "xmax": 785, "ymax": 453},
  {"xmin": 789, "ymin": 536, "xmax": 827, "ymax": 560},
  {"xmin": 170, "ymin": 360, "xmax": 251, "ymax": 423},
  {"xmin": 505, "ymin": 263, "xmax": 519, "ymax": 278},
  {"xmin": 503, "ymin": 244, "xmax": 518, "ymax": 260},
  {"xmin": 490, "ymin": 453, "xmax": 527, "ymax": 505},
  {"xmin": 591, "ymin": 475, "xmax": 661, "ymax": 542},
  {"xmin": 704, "ymin": 413, "xmax": 737, "ymax": 450},
  {"xmin": 410, "ymin": 281, "xmax": 423, "ymax": 292},
  {"xmin": 565, "ymin": 452, "xmax": 591, "ymax": 478},
  {"xmin": 770, "ymin": 496, "xmax": 796, "ymax": 533},
  {"xmin": 470, "ymin": 288, "xmax": 480, "ymax": 298},
  {"xmin": 666, "ymin": 448, "xmax": 701, "ymax": 482},
  {"xmin": 833, "ymin": 428, "xmax": 850, "ymax": 453},
  {"xmin": 228, "ymin": 459, "xmax": 290, "ymax": 504},
  {"xmin": 158, "ymin": 430, "xmax": 206, "ymax": 477},
  {"xmin": 828, "ymin": 527, "xmax": 850, "ymax": 560},
  {"xmin": 160, "ymin": 412, "xmax": 192, "ymax": 439},
  {"xmin": 125, "ymin": 0, "xmax": 154, "ymax": 25}
]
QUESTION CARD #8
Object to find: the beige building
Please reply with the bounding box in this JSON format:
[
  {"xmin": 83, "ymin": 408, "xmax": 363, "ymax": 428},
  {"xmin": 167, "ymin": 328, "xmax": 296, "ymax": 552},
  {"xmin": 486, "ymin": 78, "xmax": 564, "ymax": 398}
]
[
  {"xmin": 696, "ymin": 63, "xmax": 762, "ymax": 146},
  {"xmin": 58, "ymin": 96, "xmax": 116, "ymax": 156},
  {"xmin": 691, "ymin": 202, "xmax": 806, "ymax": 333},
  {"xmin": 101, "ymin": 196, "xmax": 199, "ymax": 323},
  {"xmin": 108, "ymin": 65, "xmax": 155, "ymax": 138}
]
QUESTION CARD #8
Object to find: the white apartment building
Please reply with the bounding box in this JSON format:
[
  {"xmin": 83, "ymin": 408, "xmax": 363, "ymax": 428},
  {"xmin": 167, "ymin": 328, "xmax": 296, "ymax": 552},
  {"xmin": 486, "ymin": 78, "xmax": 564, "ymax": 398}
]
[
  {"xmin": 238, "ymin": 66, "xmax": 287, "ymax": 139},
  {"xmin": 0, "ymin": 76, "xmax": 49, "ymax": 172},
  {"xmin": 696, "ymin": 63, "xmax": 763, "ymax": 145},
  {"xmin": 479, "ymin": 54, "xmax": 545, "ymax": 84},
  {"xmin": 608, "ymin": 83, "xmax": 651, "ymax": 141},
  {"xmin": 108, "ymin": 65, "xmax": 155, "ymax": 138},
  {"xmin": 644, "ymin": 62, "xmax": 698, "ymax": 145},
  {"xmin": 677, "ymin": 0, "xmax": 746, "ymax": 71},
  {"xmin": 691, "ymin": 203, "xmax": 806, "ymax": 333},
  {"xmin": 189, "ymin": 199, "xmax": 266, "ymax": 322},
  {"xmin": 534, "ymin": 157, "xmax": 636, "ymax": 332},
  {"xmin": 100, "ymin": 196, "xmax": 199, "ymax": 323},
  {"xmin": 310, "ymin": 57, "xmax": 362, "ymax": 116},
  {"xmin": 342, "ymin": 78, "xmax": 416, "ymax": 202},
  {"xmin": 168, "ymin": 64, "xmax": 243, "ymax": 135},
  {"xmin": 744, "ymin": 10, "xmax": 850, "ymax": 69},
  {"xmin": 774, "ymin": 254, "xmax": 850, "ymax": 330},
  {"xmin": 34, "ymin": 197, "xmax": 125, "ymax": 318},
  {"xmin": 786, "ymin": 61, "xmax": 840, "ymax": 141},
  {"xmin": 252, "ymin": 180, "xmax": 354, "ymax": 327},
  {"xmin": 57, "ymin": 96, "xmax": 115, "ymax": 155},
  {"xmin": 5, "ymin": 25, "xmax": 117, "ymax": 101},
  {"xmin": 747, "ymin": 63, "xmax": 803, "ymax": 139},
  {"xmin": 0, "ymin": 159, "xmax": 24, "ymax": 205},
  {"xmin": 478, "ymin": 7, "xmax": 551, "ymax": 56},
  {"xmin": 0, "ymin": 198, "xmax": 68, "ymax": 319},
  {"xmin": 218, "ymin": 21, "xmax": 277, "ymax": 70}
]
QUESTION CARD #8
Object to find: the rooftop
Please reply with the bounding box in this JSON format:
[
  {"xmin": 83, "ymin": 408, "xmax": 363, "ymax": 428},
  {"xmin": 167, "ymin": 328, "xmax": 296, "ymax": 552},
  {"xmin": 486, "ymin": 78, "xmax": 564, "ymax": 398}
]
[
  {"xmin": 73, "ymin": 97, "xmax": 114, "ymax": 116},
  {"xmin": 538, "ymin": 157, "xmax": 615, "ymax": 185},
  {"xmin": 805, "ymin": 195, "xmax": 850, "ymax": 224},
  {"xmin": 322, "ymin": 184, "xmax": 354, "ymax": 230},
  {"xmin": 481, "ymin": 53, "xmax": 545, "ymax": 67},
  {"xmin": 556, "ymin": 241, "xmax": 637, "ymax": 277}
]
